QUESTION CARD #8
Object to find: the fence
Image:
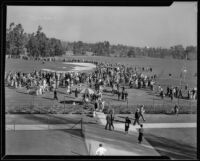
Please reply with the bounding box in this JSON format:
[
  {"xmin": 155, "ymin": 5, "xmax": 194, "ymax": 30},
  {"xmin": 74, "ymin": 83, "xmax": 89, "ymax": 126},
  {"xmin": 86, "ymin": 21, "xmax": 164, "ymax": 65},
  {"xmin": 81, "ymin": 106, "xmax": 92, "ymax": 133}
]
[{"xmin": 6, "ymin": 114, "xmax": 83, "ymax": 132}]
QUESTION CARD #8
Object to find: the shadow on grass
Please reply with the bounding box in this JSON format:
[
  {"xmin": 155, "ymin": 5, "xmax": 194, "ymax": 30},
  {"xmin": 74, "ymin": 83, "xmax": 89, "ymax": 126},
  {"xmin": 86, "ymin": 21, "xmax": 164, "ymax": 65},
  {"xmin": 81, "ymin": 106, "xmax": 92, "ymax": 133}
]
[
  {"xmin": 57, "ymin": 90, "xmax": 67, "ymax": 95},
  {"xmin": 21, "ymin": 113, "xmax": 96, "ymax": 125},
  {"xmin": 42, "ymin": 97, "xmax": 55, "ymax": 101},
  {"xmin": 145, "ymin": 133, "xmax": 197, "ymax": 159},
  {"xmin": 59, "ymin": 100, "xmax": 83, "ymax": 105},
  {"xmin": 16, "ymin": 91, "xmax": 29, "ymax": 95},
  {"xmin": 116, "ymin": 115, "xmax": 134, "ymax": 120}
]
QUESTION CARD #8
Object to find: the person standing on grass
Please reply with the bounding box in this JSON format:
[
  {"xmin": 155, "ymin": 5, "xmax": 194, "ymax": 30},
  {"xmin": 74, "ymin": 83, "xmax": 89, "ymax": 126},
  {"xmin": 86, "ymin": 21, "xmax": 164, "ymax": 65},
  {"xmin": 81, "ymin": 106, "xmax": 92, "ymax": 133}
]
[
  {"xmin": 26, "ymin": 82, "xmax": 30, "ymax": 94},
  {"xmin": 125, "ymin": 116, "xmax": 131, "ymax": 134},
  {"xmin": 138, "ymin": 124, "xmax": 144, "ymax": 144},
  {"xmin": 133, "ymin": 108, "xmax": 140, "ymax": 126},
  {"xmin": 54, "ymin": 89, "xmax": 58, "ymax": 100},
  {"xmin": 96, "ymin": 144, "xmax": 107, "ymax": 156},
  {"xmin": 110, "ymin": 108, "xmax": 115, "ymax": 130},
  {"xmin": 110, "ymin": 113, "xmax": 115, "ymax": 131},
  {"xmin": 174, "ymin": 104, "xmax": 179, "ymax": 116},
  {"xmin": 75, "ymin": 88, "xmax": 78, "ymax": 98},
  {"xmin": 124, "ymin": 91, "xmax": 128, "ymax": 101},
  {"xmin": 105, "ymin": 113, "xmax": 111, "ymax": 130},
  {"xmin": 117, "ymin": 90, "xmax": 121, "ymax": 101}
]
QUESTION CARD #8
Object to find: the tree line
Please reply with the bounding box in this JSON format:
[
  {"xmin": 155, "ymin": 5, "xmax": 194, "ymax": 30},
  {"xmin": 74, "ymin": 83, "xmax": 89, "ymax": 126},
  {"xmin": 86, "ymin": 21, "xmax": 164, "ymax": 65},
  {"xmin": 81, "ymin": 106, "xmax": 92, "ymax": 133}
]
[
  {"xmin": 6, "ymin": 23, "xmax": 197, "ymax": 60},
  {"xmin": 6, "ymin": 23, "xmax": 65, "ymax": 58},
  {"xmin": 66, "ymin": 41, "xmax": 197, "ymax": 60}
]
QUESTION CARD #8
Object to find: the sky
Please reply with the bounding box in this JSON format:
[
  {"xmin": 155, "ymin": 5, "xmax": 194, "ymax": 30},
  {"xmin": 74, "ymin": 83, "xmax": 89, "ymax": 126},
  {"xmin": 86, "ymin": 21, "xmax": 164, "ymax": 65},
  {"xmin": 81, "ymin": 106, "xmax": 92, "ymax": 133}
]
[{"xmin": 7, "ymin": 2, "xmax": 197, "ymax": 48}]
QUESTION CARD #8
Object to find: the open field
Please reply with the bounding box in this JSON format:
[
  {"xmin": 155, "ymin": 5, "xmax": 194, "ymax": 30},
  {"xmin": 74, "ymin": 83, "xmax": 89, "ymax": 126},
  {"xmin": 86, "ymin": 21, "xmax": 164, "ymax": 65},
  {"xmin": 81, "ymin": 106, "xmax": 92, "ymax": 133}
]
[
  {"xmin": 6, "ymin": 56, "xmax": 197, "ymax": 87},
  {"xmin": 5, "ymin": 57, "xmax": 197, "ymax": 114},
  {"xmin": 5, "ymin": 85, "xmax": 197, "ymax": 114},
  {"xmin": 61, "ymin": 56, "xmax": 197, "ymax": 88},
  {"xmin": 5, "ymin": 58, "xmax": 96, "ymax": 73}
]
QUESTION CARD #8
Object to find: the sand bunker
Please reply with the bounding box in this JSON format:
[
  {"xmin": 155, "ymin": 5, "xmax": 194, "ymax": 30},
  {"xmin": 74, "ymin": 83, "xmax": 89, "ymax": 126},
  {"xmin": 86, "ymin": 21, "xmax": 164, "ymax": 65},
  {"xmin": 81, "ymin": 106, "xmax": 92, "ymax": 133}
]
[{"xmin": 42, "ymin": 62, "xmax": 96, "ymax": 73}]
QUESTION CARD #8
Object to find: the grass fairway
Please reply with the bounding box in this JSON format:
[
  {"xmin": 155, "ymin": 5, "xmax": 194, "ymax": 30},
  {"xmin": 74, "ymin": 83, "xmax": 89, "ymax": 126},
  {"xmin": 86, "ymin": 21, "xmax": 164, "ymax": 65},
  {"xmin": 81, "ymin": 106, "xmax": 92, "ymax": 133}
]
[
  {"xmin": 6, "ymin": 56, "xmax": 197, "ymax": 87},
  {"xmin": 5, "ymin": 58, "xmax": 95, "ymax": 73},
  {"xmin": 144, "ymin": 128, "xmax": 197, "ymax": 159},
  {"xmin": 64, "ymin": 56, "xmax": 197, "ymax": 87}
]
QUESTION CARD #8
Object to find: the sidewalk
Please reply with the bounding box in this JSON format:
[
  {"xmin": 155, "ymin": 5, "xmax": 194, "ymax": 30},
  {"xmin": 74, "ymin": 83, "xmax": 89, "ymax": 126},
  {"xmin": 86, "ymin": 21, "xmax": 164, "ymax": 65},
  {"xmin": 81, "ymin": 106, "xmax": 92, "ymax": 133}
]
[
  {"xmin": 95, "ymin": 112, "xmax": 196, "ymax": 130},
  {"xmin": 5, "ymin": 113, "xmax": 196, "ymax": 156},
  {"xmin": 6, "ymin": 124, "xmax": 81, "ymax": 131},
  {"xmin": 83, "ymin": 111, "xmax": 196, "ymax": 156},
  {"xmin": 82, "ymin": 112, "xmax": 160, "ymax": 156},
  {"xmin": 83, "ymin": 123, "xmax": 160, "ymax": 156}
]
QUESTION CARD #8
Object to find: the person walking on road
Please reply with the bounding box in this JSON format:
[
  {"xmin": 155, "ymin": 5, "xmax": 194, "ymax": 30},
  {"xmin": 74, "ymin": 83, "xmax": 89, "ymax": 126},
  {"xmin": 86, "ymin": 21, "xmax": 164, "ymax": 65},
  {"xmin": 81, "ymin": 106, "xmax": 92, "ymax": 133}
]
[
  {"xmin": 105, "ymin": 113, "xmax": 111, "ymax": 130},
  {"xmin": 133, "ymin": 108, "xmax": 140, "ymax": 126},
  {"xmin": 110, "ymin": 108, "xmax": 115, "ymax": 130},
  {"xmin": 125, "ymin": 116, "xmax": 131, "ymax": 134},
  {"xmin": 54, "ymin": 89, "xmax": 58, "ymax": 100},
  {"xmin": 139, "ymin": 105, "xmax": 146, "ymax": 122},
  {"xmin": 138, "ymin": 124, "xmax": 144, "ymax": 144},
  {"xmin": 96, "ymin": 144, "xmax": 107, "ymax": 156}
]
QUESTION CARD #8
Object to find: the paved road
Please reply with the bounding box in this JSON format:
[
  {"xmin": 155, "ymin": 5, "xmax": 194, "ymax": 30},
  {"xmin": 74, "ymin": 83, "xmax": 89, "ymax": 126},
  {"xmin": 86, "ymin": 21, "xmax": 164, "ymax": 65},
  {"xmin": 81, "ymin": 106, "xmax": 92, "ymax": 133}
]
[{"xmin": 5, "ymin": 113, "xmax": 196, "ymax": 156}]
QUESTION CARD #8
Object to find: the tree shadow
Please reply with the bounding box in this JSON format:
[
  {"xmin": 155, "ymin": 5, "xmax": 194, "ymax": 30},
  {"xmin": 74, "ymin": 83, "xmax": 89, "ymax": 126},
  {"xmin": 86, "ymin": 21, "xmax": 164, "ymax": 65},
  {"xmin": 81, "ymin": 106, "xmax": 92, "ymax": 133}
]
[
  {"xmin": 57, "ymin": 90, "xmax": 66, "ymax": 95},
  {"xmin": 114, "ymin": 116, "xmax": 135, "ymax": 122},
  {"xmin": 42, "ymin": 97, "xmax": 55, "ymax": 101},
  {"xmin": 59, "ymin": 100, "xmax": 83, "ymax": 105},
  {"xmin": 16, "ymin": 91, "xmax": 29, "ymax": 95}
]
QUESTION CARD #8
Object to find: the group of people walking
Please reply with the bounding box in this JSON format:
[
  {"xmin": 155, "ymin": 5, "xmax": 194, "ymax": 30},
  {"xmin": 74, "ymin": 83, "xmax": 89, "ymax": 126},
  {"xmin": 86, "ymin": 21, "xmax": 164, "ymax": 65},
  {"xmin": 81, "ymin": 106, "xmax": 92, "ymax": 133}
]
[{"xmin": 103, "ymin": 105, "xmax": 145, "ymax": 144}]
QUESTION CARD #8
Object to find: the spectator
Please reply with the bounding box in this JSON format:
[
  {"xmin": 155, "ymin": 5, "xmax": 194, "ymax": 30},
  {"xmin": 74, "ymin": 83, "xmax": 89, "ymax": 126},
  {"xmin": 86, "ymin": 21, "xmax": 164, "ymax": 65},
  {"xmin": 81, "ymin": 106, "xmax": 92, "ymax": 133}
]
[
  {"xmin": 133, "ymin": 108, "xmax": 140, "ymax": 126},
  {"xmin": 75, "ymin": 88, "xmax": 78, "ymax": 98},
  {"xmin": 110, "ymin": 108, "xmax": 115, "ymax": 130},
  {"xmin": 174, "ymin": 104, "xmax": 179, "ymax": 116},
  {"xmin": 96, "ymin": 144, "xmax": 107, "ymax": 156},
  {"xmin": 124, "ymin": 91, "xmax": 128, "ymax": 101},
  {"xmin": 138, "ymin": 124, "xmax": 144, "ymax": 144},
  {"xmin": 54, "ymin": 89, "xmax": 58, "ymax": 100},
  {"xmin": 139, "ymin": 105, "xmax": 146, "ymax": 122},
  {"xmin": 117, "ymin": 90, "xmax": 121, "ymax": 101},
  {"xmin": 105, "ymin": 113, "xmax": 112, "ymax": 130},
  {"xmin": 125, "ymin": 116, "xmax": 131, "ymax": 134}
]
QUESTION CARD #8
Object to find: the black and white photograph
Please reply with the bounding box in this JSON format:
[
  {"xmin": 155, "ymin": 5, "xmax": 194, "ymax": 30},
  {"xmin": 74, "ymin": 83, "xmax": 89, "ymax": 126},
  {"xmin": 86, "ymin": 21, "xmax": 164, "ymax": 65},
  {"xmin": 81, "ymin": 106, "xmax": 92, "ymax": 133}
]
[{"xmin": 2, "ymin": 1, "xmax": 197, "ymax": 159}]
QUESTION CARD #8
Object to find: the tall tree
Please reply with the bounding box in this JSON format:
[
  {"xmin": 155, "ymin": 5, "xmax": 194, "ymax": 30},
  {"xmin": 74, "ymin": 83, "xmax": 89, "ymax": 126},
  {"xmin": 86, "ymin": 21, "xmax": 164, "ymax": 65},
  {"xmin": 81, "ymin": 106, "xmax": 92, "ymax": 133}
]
[{"xmin": 6, "ymin": 23, "xmax": 26, "ymax": 56}]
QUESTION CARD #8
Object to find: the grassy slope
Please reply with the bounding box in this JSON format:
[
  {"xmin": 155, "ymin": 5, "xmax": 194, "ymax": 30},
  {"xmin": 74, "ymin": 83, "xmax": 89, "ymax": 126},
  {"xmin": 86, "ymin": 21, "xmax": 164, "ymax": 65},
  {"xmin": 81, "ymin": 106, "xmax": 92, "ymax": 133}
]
[{"xmin": 144, "ymin": 128, "xmax": 197, "ymax": 159}]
